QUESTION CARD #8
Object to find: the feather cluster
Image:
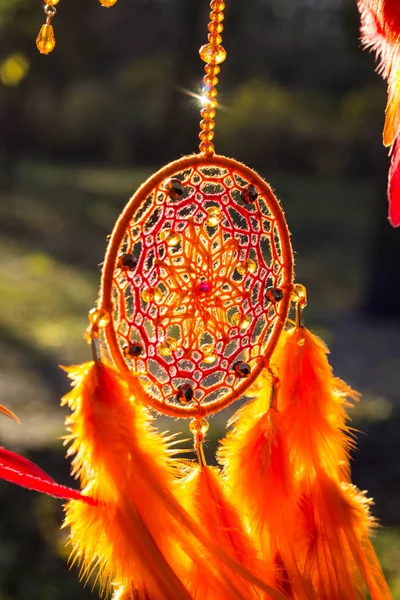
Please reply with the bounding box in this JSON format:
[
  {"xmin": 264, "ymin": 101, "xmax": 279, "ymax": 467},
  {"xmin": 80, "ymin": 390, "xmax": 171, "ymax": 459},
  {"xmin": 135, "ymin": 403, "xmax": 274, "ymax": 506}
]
[
  {"xmin": 219, "ymin": 327, "xmax": 392, "ymax": 600},
  {"xmin": 0, "ymin": 332, "xmax": 392, "ymax": 599},
  {"xmin": 358, "ymin": 0, "xmax": 400, "ymax": 225}
]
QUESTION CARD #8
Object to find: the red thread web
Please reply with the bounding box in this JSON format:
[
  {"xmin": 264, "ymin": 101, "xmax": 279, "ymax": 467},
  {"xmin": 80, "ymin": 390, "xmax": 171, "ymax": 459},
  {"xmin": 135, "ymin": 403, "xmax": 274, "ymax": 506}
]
[{"xmin": 111, "ymin": 163, "xmax": 287, "ymax": 410}]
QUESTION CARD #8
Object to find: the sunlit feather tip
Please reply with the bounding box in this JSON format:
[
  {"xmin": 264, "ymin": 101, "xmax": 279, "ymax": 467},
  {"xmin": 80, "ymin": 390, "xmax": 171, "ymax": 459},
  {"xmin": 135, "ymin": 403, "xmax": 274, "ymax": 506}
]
[{"xmin": 358, "ymin": 0, "xmax": 400, "ymax": 225}]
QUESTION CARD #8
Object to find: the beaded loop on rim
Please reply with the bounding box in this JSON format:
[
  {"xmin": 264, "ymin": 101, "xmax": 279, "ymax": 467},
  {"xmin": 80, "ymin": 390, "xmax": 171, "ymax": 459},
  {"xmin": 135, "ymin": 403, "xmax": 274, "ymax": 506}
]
[{"xmin": 100, "ymin": 154, "xmax": 294, "ymax": 418}]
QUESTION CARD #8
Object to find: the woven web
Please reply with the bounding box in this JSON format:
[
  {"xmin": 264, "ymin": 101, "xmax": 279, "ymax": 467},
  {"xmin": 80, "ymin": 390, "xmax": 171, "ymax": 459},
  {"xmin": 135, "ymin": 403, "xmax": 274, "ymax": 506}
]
[{"xmin": 111, "ymin": 163, "xmax": 286, "ymax": 409}]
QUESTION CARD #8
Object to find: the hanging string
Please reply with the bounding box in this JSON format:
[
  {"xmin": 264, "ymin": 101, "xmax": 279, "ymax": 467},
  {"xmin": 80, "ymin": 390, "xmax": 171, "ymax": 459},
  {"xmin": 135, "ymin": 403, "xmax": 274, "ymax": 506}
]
[{"xmin": 199, "ymin": 1, "xmax": 227, "ymax": 156}]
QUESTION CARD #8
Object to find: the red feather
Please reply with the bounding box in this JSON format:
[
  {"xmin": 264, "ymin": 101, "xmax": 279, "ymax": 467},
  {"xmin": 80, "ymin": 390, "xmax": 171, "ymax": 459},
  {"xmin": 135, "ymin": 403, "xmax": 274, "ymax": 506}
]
[
  {"xmin": 0, "ymin": 447, "xmax": 54, "ymax": 481},
  {"xmin": 359, "ymin": 0, "xmax": 400, "ymax": 226},
  {"xmin": 388, "ymin": 140, "xmax": 400, "ymax": 225},
  {"xmin": 0, "ymin": 448, "xmax": 96, "ymax": 505}
]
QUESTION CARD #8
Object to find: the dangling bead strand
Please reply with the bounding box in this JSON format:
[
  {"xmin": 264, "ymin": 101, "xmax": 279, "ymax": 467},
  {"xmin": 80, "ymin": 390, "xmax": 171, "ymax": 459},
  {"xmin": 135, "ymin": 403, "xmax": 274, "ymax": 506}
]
[
  {"xmin": 36, "ymin": 0, "xmax": 58, "ymax": 55},
  {"xmin": 99, "ymin": 0, "xmax": 118, "ymax": 7},
  {"xmin": 199, "ymin": 0, "xmax": 227, "ymax": 157}
]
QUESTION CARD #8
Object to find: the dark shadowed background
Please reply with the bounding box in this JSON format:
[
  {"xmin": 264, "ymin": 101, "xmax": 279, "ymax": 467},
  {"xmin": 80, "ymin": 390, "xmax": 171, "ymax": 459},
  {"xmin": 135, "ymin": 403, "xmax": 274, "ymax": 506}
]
[{"xmin": 0, "ymin": 0, "xmax": 399, "ymax": 598}]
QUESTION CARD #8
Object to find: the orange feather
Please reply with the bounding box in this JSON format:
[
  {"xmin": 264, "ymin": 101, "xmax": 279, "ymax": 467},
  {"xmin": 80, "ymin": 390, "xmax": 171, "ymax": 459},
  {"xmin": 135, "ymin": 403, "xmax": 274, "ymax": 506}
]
[
  {"xmin": 218, "ymin": 375, "xmax": 315, "ymax": 599},
  {"xmin": 271, "ymin": 327, "xmax": 392, "ymax": 600},
  {"xmin": 180, "ymin": 464, "xmax": 265, "ymax": 600},
  {"xmin": 62, "ymin": 361, "xmax": 289, "ymax": 600},
  {"xmin": 62, "ymin": 361, "xmax": 193, "ymax": 599},
  {"xmin": 271, "ymin": 327, "xmax": 357, "ymax": 482}
]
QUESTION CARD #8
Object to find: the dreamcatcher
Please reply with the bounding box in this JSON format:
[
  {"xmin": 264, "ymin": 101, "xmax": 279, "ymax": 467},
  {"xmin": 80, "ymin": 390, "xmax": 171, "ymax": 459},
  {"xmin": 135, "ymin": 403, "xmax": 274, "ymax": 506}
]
[{"xmin": 0, "ymin": 1, "xmax": 394, "ymax": 599}]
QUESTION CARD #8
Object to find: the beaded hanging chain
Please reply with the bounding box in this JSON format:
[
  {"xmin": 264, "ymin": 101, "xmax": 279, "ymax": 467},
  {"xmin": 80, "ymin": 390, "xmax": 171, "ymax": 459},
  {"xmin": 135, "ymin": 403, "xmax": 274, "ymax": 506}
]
[{"xmin": 198, "ymin": 0, "xmax": 227, "ymax": 156}]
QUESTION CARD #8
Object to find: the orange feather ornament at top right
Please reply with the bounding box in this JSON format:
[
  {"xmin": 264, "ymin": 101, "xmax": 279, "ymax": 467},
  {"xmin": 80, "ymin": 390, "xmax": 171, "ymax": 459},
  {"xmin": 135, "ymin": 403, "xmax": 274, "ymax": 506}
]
[
  {"xmin": 0, "ymin": 1, "xmax": 395, "ymax": 599},
  {"xmin": 358, "ymin": 0, "xmax": 400, "ymax": 226}
]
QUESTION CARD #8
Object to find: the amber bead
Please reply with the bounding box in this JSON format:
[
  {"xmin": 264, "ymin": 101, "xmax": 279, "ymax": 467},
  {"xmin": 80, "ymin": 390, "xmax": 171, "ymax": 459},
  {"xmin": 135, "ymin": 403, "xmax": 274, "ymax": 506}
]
[
  {"xmin": 202, "ymin": 344, "xmax": 218, "ymax": 364},
  {"xmin": 209, "ymin": 11, "xmax": 224, "ymax": 22},
  {"xmin": 199, "ymin": 131, "xmax": 215, "ymax": 142},
  {"xmin": 200, "ymin": 119, "xmax": 215, "ymax": 130},
  {"xmin": 123, "ymin": 342, "xmax": 144, "ymax": 358},
  {"xmin": 166, "ymin": 233, "xmax": 181, "ymax": 247},
  {"xmin": 201, "ymin": 107, "xmax": 216, "ymax": 120},
  {"xmin": 99, "ymin": 0, "xmax": 118, "ymax": 6},
  {"xmin": 292, "ymin": 283, "xmax": 307, "ymax": 304},
  {"xmin": 205, "ymin": 206, "xmax": 221, "ymax": 226},
  {"xmin": 237, "ymin": 259, "xmax": 257, "ymax": 275},
  {"xmin": 231, "ymin": 313, "xmax": 251, "ymax": 330},
  {"xmin": 199, "ymin": 141, "xmax": 215, "ymax": 155},
  {"xmin": 207, "ymin": 86, "xmax": 218, "ymax": 97},
  {"xmin": 88, "ymin": 308, "xmax": 110, "ymax": 328},
  {"xmin": 207, "ymin": 33, "xmax": 223, "ymax": 45},
  {"xmin": 205, "ymin": 64, "xmax": 221, "ymax": 75},
  {"xmin": 208, "ymin": 22, "xmax": 223, "ymax": 35},
  {"xmin": 203, "ymin": 97, "xmax": 218, "ymax": 110},
  {"xmin": 211, "ymin": 0, "xmax": 225, "ymax": 10},
  {"xmin": 199, "ymin": 43, "xmax": 226, "ymax": 65},
  {"xmin": 158, "ymin": 336, "xmax": 178, "ymax": 357},
  {"xmin": 45, "ymin": 0, "xmax": 59, "ymax": 5},
  {"xmin": 141, "ymin": 287, "xmax": 163, "ymax": 303},
  {"xmin": 233, "ymin": 361, "xmax": 251, "ymax": 378},
  {"xmin": 36, "ymin": 24, "xmax": 56, "ymax": 54},
  {"xmin": 189, "ymin": 417, "xmax": 209, "ymax": 435},
  {"xmin": 204, "ymin": 74, "xmax": 219, "ymax": 87},
  {"xmin": 176, "ymin": 383, "xmax": 194, "ymax": 404}
]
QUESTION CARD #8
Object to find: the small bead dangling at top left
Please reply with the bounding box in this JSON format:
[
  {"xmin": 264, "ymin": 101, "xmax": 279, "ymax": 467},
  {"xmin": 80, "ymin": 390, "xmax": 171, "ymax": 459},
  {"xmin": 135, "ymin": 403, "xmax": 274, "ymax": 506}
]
[
  {"xmin": 99, "ymin": 0, "xmax": 118, "ymax": 6},
  {"xmin": 36, "ymin": 0, "xmax": 58, "ymax": 55}
]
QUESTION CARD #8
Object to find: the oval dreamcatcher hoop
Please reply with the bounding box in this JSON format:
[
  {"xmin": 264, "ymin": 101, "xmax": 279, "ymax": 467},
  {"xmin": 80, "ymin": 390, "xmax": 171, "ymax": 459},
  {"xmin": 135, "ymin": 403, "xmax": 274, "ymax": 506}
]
[{"xmin": 99, "ymin": 154, "xmax": 293, "ymax": 418}]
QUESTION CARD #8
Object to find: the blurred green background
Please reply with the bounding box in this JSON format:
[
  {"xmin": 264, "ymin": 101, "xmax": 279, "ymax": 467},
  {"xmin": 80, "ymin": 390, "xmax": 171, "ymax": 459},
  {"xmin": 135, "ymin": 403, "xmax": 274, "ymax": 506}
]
[{"xmin": 0, "ymin": 0, "xmax": 399, "ymax": 598}]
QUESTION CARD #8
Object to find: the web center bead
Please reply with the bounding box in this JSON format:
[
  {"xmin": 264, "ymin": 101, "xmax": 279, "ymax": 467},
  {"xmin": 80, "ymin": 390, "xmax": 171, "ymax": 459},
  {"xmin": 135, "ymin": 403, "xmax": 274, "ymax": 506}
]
[{"xmin": 197, "ymin": 280, "xmax": 211, "ymax": 295}]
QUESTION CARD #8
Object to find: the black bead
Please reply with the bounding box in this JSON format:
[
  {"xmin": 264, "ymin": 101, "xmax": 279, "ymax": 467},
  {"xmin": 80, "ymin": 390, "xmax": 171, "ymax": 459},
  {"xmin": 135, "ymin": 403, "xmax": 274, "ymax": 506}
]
[
  {"xmin": 233, "ymin": 361, "xmax": 251, "ymax": 378},
  {"xmin": 176, "ymin": 383, "xmax": 194, "ymax": 403},
  {"xmin": 165, "ymin": 178, "xmax": 185, "ymax": 199},
  {"xmin": 241, "ymin": 184, "xmax": 258, "ymax": 204},
  {"xmin": 123, "ymin": 342, "xmax": 144, "ymax": 358},
  {"xmin": 118, "ymin": 252, "xmax": 138, "ymax": 270},
  {"xmin": 266, "ymin": 287, "xmax": 284, "ymax": 303}
]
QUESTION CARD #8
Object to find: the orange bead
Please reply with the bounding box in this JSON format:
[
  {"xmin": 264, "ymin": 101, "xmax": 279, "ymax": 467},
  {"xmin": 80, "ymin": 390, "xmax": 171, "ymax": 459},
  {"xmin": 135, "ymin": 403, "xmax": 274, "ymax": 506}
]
[
  {"xmin": 209, "ymin": 11, "xmax": 224, "ymax": 22},
  {"xmin": 201, "ymin": 107, "xmax": 216, "ymax": 120},
  {"xmin": 210, "ymin": 0, "xmax": 225, "ymax": 10},
  {"xmin": 99, "ymin": 0, "xmax": 118, "ymax": 6},
  {"xmin": 205, "ymin": 64, "xmax": 220, "ymax": 75},
  {"xmin": 45, "ymin": 0, "xmax": 59, "ymax": 5},
  {"xmin": 204, "ymin": 74, "xmax": 219, "ymax": 86},
  {"xmin": 199, "ymin": 140, "xmax": 215, "ymax": 155},
  {"xmin": 199, "ymin": 130, "xmax": 215, "ymax": 142},
  {"xmin": 200, "ymin": 119, "xmax": 215, "ymax": 130},
  {"xmin": 203, "ymin": 97, "xmax": 217, "ymax": 110},
  {"xmin": 208, "ymin": 33, "xmax": 222, "ymax": 45},
  {"xmin": 36, "ymin": 23, "xmax": 56, "ymax": 54},
  {"xmin": 199, "ymin": 43, "xmax": 226, "ymax": 65},
  {"xmin": 208, "ymin": 22, "xmax": 224, "ymax": 34}
]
